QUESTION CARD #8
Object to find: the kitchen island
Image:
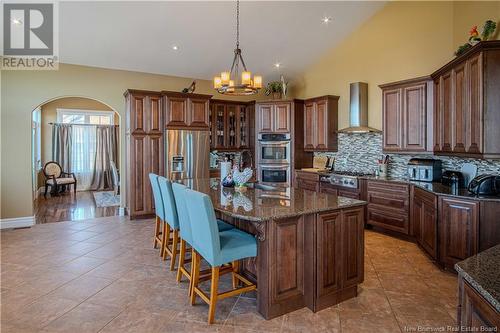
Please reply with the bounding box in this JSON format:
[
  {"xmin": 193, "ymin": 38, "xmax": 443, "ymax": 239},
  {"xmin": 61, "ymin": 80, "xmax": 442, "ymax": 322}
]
[{"xmin": 182, "ymin": 178, "xmax": 367, "ymax": 319}]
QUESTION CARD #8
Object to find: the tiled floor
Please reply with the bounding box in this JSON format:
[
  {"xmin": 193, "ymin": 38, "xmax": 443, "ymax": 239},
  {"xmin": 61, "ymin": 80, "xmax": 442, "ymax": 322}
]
[{"xmin": 1, "ymin": 216, "xmax": 458, "ymax": 332}]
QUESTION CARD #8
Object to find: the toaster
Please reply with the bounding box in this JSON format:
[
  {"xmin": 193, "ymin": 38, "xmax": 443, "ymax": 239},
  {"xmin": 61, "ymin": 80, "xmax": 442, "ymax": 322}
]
[
  {"xmin": 407, "ymin": 158, "xmax": 442, "ymax": 182},
  {"xmin": 467, "ymin": 174, "xmax": 500, "ymax": 195},
  {"xmin": 441, "ymin": 170, "xmax": 466, "ymax": 188}
]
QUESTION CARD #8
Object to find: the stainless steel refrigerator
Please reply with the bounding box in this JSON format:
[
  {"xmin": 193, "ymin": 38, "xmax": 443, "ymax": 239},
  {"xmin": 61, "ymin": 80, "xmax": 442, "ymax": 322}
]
[{"xmin": 165, "ymin": 130, "xmax": 210, "ymax": 180}]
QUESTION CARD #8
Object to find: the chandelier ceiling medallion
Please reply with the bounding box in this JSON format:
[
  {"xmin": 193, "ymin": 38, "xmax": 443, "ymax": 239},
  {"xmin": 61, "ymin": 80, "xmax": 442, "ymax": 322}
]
[{"xmin": 213, "ymin": 0, "xmax": 262, "ymax": 95}]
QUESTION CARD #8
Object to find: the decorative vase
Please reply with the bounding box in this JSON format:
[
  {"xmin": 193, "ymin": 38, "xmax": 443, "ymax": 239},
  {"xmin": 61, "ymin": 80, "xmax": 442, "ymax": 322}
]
[{"xmin": 272, "ymin": 92, "xmax": 282, "ymax": 100}]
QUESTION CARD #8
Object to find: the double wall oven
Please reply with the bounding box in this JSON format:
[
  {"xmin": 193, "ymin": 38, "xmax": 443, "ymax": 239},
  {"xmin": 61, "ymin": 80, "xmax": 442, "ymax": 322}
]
[{"xmin": 258, "ymin": 133, "xmax": 291, "ymax": 186}]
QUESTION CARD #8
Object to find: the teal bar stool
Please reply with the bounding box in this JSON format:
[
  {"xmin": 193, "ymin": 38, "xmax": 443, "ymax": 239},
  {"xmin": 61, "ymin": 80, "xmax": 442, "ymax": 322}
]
[
  {"xmin": 171, "ymin": 183, "xmax": 234, "ymax": 296},
  {"xmin": 184, "ymin": 188, "xmax": 257, "ymax": 324},
  {"xmin": 157, "ymin": 176, "xmax": 181, "ymax": 270},
  {"xmin": 148, "ymin": 173, "xmax": 166, "ymax": 257}
]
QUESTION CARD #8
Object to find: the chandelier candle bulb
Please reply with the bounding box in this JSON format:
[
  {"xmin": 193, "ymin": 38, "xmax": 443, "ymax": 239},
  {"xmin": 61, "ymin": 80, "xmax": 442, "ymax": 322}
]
[
  {"xmin": 214, "ymin": 77, "xmax": 222, "ymax": 89},
  {"xmin": 221, "ymin": 72, "xmax": 230, "ymax": 85},
  {"xmin": 254, "ymin": 76, "xmax": 262, "ymax": 89},
  {"xmin": 228, "ymin": 80, "xmax": 235, "ymax": 92},
  {"xmin": 242, "ymin": 71, "xmax": 252, "ymax": 85}
]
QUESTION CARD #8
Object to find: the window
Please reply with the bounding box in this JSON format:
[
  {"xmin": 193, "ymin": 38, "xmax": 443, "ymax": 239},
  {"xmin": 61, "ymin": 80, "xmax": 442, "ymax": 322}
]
[{"xmin": 57, "ymin": 109, "xmax": 115, "ymax": 125}]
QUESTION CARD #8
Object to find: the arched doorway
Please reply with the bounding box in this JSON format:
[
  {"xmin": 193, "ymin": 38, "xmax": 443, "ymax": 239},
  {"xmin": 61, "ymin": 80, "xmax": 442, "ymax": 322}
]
[{"xmin": 31, "ymin": 96, "xmax": 121, "ymax": 224}]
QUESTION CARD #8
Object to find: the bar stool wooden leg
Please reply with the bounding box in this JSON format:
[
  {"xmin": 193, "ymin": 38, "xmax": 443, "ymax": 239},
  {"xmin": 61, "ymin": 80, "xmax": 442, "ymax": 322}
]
[
  {"xmin": 153, "ymin": 216, "xmax": 161, "ymax": 248},
  {"xmin": 190, "ymin": 251, "xmax": 200, "ymax": 305},
  {"xmin": 176, "ymin": 239, "xmax": 186, "ymax": 282},
  {"xmin": 160, "ymin": 221, "xmax": 168, "ymax": 258},
  {"xmin": 208, "ymin": 266, "xmax": 220, "ymax": 324},
  {"xmin": 170, "ymin": 229, "xmax": 179, "ymax": 271},
  {"xmin": 231, "ymin": 260, "xmax": 239, "ymax": 289}
]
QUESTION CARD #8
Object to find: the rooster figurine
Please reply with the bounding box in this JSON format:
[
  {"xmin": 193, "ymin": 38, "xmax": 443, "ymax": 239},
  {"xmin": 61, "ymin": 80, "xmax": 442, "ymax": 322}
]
[
  {"xmin": 469, "ymin": 25, "xmax": 481, "ymax": 45},
  {"xmin": 182, "ymin": 80, "xmax": 196, "ymax": 93}
]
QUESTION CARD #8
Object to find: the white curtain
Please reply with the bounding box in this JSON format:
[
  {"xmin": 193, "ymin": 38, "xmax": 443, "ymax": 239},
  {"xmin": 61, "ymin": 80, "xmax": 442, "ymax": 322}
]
[{"xmin": 71, "ymin": 125, "xmax": 96, "ymax": 190}]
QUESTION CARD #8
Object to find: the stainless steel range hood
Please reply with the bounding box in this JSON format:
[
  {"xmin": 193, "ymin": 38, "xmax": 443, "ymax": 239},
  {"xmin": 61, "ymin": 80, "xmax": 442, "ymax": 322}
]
[{"xmin": 338, "ymin": 82, "xmax": 381, "ymax": 133}]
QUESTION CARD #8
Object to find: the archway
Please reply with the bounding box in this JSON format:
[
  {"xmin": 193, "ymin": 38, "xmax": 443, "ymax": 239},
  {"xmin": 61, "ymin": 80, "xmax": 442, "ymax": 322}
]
[{"xmin": 31, "ymin": 96, "xmax": 122, "ymax": 224}]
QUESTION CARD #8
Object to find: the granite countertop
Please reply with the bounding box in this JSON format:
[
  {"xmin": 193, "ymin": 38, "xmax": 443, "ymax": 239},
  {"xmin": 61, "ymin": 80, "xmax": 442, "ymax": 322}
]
[
  {"xmin": 180, "ymin": 178, "xmax": 367, "ymax": 222},
  {"xmin": 362, "ymin": 176, "xmax": 500, "ymax": 202},
  {"xmin": 455, "ymin": 245, "xmax": 500, "ymax": 312}
]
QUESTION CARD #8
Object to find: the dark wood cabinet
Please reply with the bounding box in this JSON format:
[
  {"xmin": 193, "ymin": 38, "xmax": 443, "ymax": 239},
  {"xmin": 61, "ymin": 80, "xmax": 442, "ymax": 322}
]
[
  {"xmin": 411, "ymin": 186, "xmax": 438, "ymax": 259},
  {"xmin": 295, "ymin": 171, "xmax": 320, "ymax": 192},
  {"xmin": 432, "ymin": 41, "xmax": 500, "ymax": 158},
  {"xmin": 303, "ymin": 96, "xmax": 339, "ymax": 152},
  {"xmin": 314, "ymin": 207, "xmax": 364, "ymax": 311},
  {"xmin": 458, "ymin": 277, "xmax": 500, "ymax": 330},
  {"xmin": 256, "ymin": 102, "xmax": 291, "ymax": 133},
  {"xmin": 380, "ymin": 77, "xmax": 432, "ymax": 153},
  {"xmin": 125, "ymin": 90, "xmax": 164, "ymax": 218},
  {"xmin": 366, "ymin": 180, "xmax": 410, "ymax": 234},
  {"xmin": 163, "ymin": 91, "xmax": 211, "ymax": 129},
  {"xmin": 439, "ymin": 197, "xmax": 479, "ymax": 269},
  {"xmin": 209, "ymin": 100, "xmax": 251, "ymax": 150}
]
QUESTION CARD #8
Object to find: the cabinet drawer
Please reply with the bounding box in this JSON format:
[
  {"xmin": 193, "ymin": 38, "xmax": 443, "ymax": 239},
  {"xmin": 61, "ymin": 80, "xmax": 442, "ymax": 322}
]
[
  {"xmin": 338, "ymin": 190, "xmax": 360, "ymax": 200},
  {"xmin": 367, "ymin": 206, "xmax": 409, "ymax": 234},
  {"xmin": 367, "ymin": 191, "xmax": 408, "ymax": 212},
  {"xmin": 319, "ymin": 183, "xmax": 338, "ymax": 196},
  {"xmin": 367, "ymin": 180, "xmax": 409, "ymax": 195},
  {"xmin": 297, "ymin": 179, "xmax": 319, "ymax": 192},
  {"xmin": 295, "ymin": 171, "xmax": 320, "ymax": 182}
]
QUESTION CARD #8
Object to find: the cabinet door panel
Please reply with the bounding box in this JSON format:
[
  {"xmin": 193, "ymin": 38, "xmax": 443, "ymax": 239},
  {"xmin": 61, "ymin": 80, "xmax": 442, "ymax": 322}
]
[
  {"xmin": 304, "ymin": 102, "xmax": 315, "ymax": 150},
  {"xmin": 274, "ymin": 103, "xmax": 291, "ymax": 133},
  {"xmin": 270, "ymin": 217, "xmax": 304, "ymax": 302},
  {"xmin": 433, "ymin": 80, "xmax": 442, "ymax": 152},
  {"xmin": 421, "ymin": 202, "xmax": 437, "ymax": 259},
  {"xmin": 258, "ymin": 104, "xmax": 274, "ymax": 133},
  {"xmin": 453, "ymin": 64, "xmax": 467, "ymax": 152},
  {"xmin": 166, "ymin": 97, "xmax": 188, "ymax": 127},
  {"xmin": 214, "ymin": 104, "xmax": 226, "ymax": 148},
  {"xmin": 237, "ymin": 106, "xmax": 249, "ymax": 148},
  {"xmin": 439, "ymin": 197, "xmax": 478, "ymax": 268},
  {"xmin": 441, "ymin": 72, "xmax": 453, "ymax": 151},
  {"xmin": 315, "ymin": 100, "xmax": 328, "ymax": 150},
  {"xmin": 148, "ymin": 96, "xmax": 162, "ymax": 132},
  {"xmin": 316, "ymin": 212, "xmax": 342, "ymax": 296},
  {"xmin": 341, "ymin": 208, "xmax": 364, "ymax": 288},
  {"xmin": 403, "ymin": 84, "xmax": 426, "ymax": 151},
  {"xmin": 189, "ymin": 98, "xmax": 209, "ymax": 128},
  {"xmin": 382, "ymin": 88, "xmax": 402, "ymax": 151},
  {"xmin": 466, "ymin": 53, "xmax": 483, "ymax": 154},
  {"xmin": 411, "ymin": 197, "xmax": 423, "ymax": 239}
]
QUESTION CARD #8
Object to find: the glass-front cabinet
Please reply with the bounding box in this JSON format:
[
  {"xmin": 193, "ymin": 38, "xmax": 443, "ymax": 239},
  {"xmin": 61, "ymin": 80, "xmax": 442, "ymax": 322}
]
[{"xmin": 210, "ymin": 101, "xmax": 250, "ymax": 150}]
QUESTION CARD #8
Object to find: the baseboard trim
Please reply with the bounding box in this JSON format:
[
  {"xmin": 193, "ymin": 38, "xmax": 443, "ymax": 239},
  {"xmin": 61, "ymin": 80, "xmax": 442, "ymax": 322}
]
[{"xmin": 0, "ymin": 216, "xmax": 35, "ymax": 229}]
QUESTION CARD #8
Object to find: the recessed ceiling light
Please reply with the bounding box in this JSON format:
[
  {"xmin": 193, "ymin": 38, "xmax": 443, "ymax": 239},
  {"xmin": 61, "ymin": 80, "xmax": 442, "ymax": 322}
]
[
  {"xmin": 274, "ymin": 63, "xmax": 281, "ymax": 68},
  {"xmin": 11, "ymin": 18, "xmax": 22, "ymax": 25},
  {"xmin": 322, "ymin": 16, "xmax": 332, "ymax": 24},
  {"xmin": 172, "ymin": 45, "xmax": 179, "ymax": 51}
]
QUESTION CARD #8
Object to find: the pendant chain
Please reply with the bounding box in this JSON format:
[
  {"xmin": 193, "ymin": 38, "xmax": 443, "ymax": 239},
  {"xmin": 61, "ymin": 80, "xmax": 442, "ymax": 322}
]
[{"xmin": 236, "ymin": 0, "xmax": 240, "ymax": 49}]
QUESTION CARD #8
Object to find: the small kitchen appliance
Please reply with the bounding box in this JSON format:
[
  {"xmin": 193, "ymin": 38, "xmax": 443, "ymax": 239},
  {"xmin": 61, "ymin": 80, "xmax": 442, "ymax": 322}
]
[
  {"xmin": 407, "ymin": 158, "xmax": 442, "ymax": 182},
  {"xmin": 442, "ymin": 170, "xmax": 466, "ymax": 188},
  {"xmin": 467, "ymin": 174, "xmax": 500, "ymax": 195}
]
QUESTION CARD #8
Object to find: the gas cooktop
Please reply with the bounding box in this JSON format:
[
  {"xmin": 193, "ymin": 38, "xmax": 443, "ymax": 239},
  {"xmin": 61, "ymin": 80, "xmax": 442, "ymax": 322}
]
[{"xmin": 319, "ymin": 171, "xmax": 374, "ymax": 189}]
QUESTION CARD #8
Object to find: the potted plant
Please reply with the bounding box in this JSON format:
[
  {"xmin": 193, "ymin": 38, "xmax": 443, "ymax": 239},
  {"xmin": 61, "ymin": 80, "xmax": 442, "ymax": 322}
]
[{"xmin": 265, "ymin": 81, "xmax": 283, "ymax": 100}]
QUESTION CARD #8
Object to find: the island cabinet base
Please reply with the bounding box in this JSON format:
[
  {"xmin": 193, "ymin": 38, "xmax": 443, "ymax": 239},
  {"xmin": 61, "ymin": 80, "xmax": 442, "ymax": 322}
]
[{"xmin": 218, "ymin": 206, "xmax": 365, "ymax": 319}]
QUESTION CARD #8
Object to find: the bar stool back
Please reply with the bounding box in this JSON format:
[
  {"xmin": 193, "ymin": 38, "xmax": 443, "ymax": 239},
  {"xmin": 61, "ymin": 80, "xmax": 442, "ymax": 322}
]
[
  {"xmin": 148, "ymin": 173, "xmax": 166, "ymax": 256},
  {"xmin": 185, "ymin": 189, "xmax": 257, "ymax": 324},
  {"xmin": 157, "ymin": 176, "xmax": 180, "ymax": 270}
]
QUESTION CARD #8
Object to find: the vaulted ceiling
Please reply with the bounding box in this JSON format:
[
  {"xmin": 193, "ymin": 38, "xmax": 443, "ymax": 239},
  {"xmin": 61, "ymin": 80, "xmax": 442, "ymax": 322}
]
[{"xmin": 59, "ymin": 1, "xmax": 385, "ymax": 81}]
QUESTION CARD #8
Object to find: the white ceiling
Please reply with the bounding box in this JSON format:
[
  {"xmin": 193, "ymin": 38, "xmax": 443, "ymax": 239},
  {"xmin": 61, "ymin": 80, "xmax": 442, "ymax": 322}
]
[{"xmin": 59, "ymin": 1, "xmax": 385, "ymax": 81}]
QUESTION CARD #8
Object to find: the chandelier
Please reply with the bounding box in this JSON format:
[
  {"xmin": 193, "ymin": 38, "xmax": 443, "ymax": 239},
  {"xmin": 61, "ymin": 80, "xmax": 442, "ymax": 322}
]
[{"xmin": 213, "ymin": 0, "xmax": 262, "ymax": 95}]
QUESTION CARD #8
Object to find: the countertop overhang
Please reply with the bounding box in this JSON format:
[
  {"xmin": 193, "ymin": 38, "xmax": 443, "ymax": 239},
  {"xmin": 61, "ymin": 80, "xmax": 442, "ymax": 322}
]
[{"xmin": 180, "ymin": 178, "xmax": 367, "ymax": 222}]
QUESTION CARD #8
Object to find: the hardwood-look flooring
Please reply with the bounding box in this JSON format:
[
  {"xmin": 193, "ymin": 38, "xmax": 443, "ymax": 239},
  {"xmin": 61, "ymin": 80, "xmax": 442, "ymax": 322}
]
[
  {"xmin": 34, "ymin": 191, "xmax": 119, "ymax": 224},
  {"xmin": 0, "ymin": 215, "xmax": 459, "ymax": 333}
]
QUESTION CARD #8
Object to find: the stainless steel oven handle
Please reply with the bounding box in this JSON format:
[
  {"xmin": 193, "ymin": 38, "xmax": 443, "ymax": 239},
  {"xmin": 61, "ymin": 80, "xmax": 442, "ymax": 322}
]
[
  {"xmin": 260, "ymin": 165, "xmax": 289, "ymax": 169},
  {"xmin": 258, "ymin": 141, "xmax": 290, "ymax": 145}
]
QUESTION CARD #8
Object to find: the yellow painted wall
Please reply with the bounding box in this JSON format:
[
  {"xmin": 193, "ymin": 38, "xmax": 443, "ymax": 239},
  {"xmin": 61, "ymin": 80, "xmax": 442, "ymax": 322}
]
[
  {"xmin": 292, "ymin": 1, "xmax": 499, "ymax": 131},
  {"xmin": 1, "ymin": 64, "xmax": 262, "ymax": 219}
]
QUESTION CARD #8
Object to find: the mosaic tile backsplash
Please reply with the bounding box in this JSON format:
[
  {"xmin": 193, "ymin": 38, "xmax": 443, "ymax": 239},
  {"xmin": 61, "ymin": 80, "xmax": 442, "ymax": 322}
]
[{"xmin": 315, "ymin": 133, "xmax": 500, "ymax": 178}]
